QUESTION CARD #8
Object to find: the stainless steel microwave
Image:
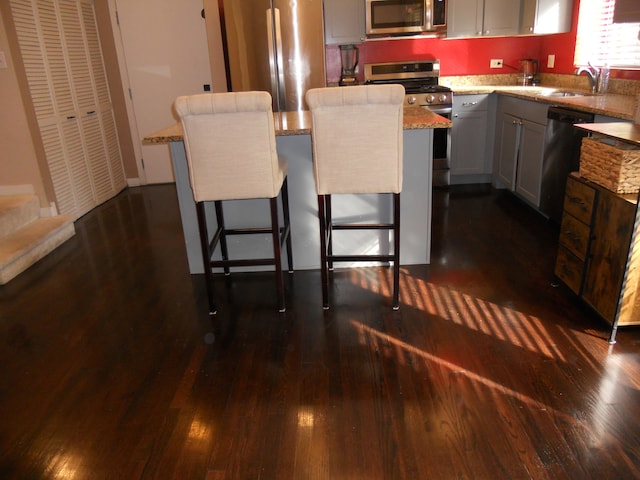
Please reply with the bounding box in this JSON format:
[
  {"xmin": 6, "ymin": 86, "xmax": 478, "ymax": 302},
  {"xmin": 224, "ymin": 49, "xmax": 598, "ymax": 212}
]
[{"xmin": 366, "ymin": 0, "xmax": 447, "ymax": 36}]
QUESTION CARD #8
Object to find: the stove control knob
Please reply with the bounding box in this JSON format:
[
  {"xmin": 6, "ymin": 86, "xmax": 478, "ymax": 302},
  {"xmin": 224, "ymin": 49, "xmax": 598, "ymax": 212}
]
[
  {"xmin": 426, "ymin": 94, "xmax": 436, "ymax": 103},
  {"xmin": 407, "ymin": 96, "xmax": 417, "ymax": 105},
  {"xmin": 439, "ymin": 94, "xmax": 448, "ymax": 103}
]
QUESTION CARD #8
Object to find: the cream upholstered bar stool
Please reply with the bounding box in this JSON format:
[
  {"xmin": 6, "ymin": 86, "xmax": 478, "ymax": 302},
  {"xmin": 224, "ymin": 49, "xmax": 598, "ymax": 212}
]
[
  {"xmin": 305, "ymin": 84, "xmax": 404, "ymax": 310},
  {"xmin": 174, "ymin": 91, "xmax": 293, "ymax": 315}
]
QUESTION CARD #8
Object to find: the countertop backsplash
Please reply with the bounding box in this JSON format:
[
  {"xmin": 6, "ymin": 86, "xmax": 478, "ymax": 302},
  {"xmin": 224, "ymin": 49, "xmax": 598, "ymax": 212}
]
[{"xmin": 440, "ymin": 74, "xmax": 640, "ymax": 97}]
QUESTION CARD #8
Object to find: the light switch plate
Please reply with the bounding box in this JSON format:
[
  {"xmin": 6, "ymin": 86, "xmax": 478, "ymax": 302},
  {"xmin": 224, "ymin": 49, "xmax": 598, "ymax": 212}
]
[
  {"xmin": 547, "ymin": 54, "xmax": 555, "ymax": 69},
  {"xmin": 0, "ymin": 52, "xmax": 7, "ymax": 69}
]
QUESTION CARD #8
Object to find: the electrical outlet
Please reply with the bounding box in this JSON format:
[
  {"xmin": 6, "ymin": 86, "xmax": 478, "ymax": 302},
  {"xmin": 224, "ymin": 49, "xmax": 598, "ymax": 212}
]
[
  {"xmin": 0, "ymin": 52, "xmax": 7, "ymax": 69},
  {"xmin": 490, "ymin": 58, "xmax": 503, "ymax": 68},
  {"xmin": 547, "ymin": 54, "xmax": 555, "ymax": 68}
]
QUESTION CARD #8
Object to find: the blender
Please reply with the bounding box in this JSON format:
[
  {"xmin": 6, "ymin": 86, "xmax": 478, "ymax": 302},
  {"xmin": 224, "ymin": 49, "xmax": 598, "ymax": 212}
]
[{"xmin": 339, "ymin": 44, "xmax": 359, "ymax": 86}]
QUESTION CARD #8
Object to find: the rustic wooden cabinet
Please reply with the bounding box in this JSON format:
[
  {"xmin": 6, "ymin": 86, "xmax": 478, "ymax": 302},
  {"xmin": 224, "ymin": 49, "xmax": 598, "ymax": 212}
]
[{"xmin": 555, "ymin": 173, "xmax": 640, "ymax": 339}]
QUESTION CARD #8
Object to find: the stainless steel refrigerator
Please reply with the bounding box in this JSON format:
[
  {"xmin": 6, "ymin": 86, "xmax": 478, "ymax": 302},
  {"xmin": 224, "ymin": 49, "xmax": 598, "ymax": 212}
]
[{"xmin": 218, "ymin": 0, "xmax": 327, "ymax": 111}]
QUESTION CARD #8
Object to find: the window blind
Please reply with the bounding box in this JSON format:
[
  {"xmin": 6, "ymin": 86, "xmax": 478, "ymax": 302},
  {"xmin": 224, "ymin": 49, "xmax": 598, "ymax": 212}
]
[
  {"xmin": 614, "ymin": 0, "xmax": 640, "ymax": 23},
  {"xmin": 574, "ymin": 0, "xmax": 640, "ymax": 68}
]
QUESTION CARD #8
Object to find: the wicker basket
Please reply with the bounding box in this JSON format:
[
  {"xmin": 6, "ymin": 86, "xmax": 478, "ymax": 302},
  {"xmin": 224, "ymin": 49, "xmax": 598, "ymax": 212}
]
[{"xmin": 579, "ymin": 137, "xmax": 640, "ymax": 194}]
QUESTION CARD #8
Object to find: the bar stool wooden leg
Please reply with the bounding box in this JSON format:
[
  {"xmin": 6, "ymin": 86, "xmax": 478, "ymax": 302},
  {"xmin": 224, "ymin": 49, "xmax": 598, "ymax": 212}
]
[
  {"xmin": 270, "ymin": 197, "xmax": 286, "ymax": 313},
  {"xmin": 196, "ymin": 201, "xmax": 217, "ymax": 315},
  {"xmin": 214, "ymin": 201, "xmax": 230, "ymax": 275},
  {"xmin": 326, "ymin": 195, "xmax": 334, "ymax": 271},
  {"xmin": 317, "ymin": 194, "xmax": 330, "ymax": 309},
  {"xmin": 393, "ymin": 193, "xmax": 401, "ymax": 310},
  {"xmin": 281, "ymin": 178, "xmax": 294, "ymax": 273}
]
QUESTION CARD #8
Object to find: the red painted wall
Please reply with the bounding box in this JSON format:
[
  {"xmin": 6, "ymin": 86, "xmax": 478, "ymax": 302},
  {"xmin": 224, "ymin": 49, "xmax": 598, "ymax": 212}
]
[{"xmin": 326, "ymin": 0, "xmax": 640, "ymax": 84}]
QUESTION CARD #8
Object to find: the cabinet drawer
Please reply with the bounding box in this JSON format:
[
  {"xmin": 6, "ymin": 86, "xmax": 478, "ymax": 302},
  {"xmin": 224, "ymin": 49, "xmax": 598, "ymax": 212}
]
[
  {"xmin": 563, "ymin": 176, "xmax": 595, "ymax": 224},
  {"xmin": 453, "ymin": 94, "xmax": 488, "ymax": 112},
  {"xmin": 558, "ymin": 212, "xmax": 590, "ymax": 259},
  {"xmin": 555, "ymin": 246, "xmax": 584, "ymax": 295}
]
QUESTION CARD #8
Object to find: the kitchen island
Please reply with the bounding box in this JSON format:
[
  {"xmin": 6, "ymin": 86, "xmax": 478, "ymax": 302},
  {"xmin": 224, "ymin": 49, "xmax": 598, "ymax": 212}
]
[{"xmin": 144, "ymin": 108, "xmax": 450, "ymax": 274}]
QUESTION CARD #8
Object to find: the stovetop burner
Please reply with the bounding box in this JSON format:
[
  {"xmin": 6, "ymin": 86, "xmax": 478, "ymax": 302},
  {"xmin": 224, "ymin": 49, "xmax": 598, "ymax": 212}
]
[{"xmin": 363, "ymin": 60, "xmax": 452, "ymax": 109}]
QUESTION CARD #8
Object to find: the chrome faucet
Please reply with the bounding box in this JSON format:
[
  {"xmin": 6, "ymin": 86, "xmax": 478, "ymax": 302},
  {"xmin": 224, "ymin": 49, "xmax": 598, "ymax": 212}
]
[{"xmin": 575, "ymin": 62, "xmax": 599, "ymax": 93}]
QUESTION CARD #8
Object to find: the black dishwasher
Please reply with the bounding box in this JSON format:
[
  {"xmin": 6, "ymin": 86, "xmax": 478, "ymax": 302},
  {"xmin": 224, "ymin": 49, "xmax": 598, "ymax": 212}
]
[{"xmin": 540, "ymin": 106, "xmax": 595, "ymax": 224}]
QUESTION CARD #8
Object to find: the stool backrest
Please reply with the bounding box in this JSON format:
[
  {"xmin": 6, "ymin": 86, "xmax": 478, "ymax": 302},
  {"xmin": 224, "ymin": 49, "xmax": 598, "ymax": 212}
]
[
  {"xmin": 306, "ymin": 85, "xmax": 404, "ymax": 195},
  {"xmin": 174, "ymin": 92, "xmax": 285, "ymax": 202}
]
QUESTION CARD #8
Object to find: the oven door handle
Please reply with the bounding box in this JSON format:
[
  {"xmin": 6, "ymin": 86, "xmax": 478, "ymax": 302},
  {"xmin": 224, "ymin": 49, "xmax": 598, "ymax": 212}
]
[{"xmin": 427, "ymin": 106, "xmax": 452, "ymax": 116}]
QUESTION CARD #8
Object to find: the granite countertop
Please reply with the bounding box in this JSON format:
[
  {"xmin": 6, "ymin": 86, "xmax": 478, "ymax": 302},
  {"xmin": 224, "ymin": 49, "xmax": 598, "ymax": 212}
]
[
  {"xmin": 143, "ymin": 107, "xmax": 450, "ymax": 144},
  {"xmin": 449, "ymin": 85, "xmax": 636, "ymax": 120}
]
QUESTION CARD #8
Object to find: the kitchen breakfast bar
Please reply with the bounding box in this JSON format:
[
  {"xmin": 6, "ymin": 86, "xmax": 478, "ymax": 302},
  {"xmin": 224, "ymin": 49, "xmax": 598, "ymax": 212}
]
[{"xmin": 144, "ymin": 107, "xmax": 451, "ymax": 274}]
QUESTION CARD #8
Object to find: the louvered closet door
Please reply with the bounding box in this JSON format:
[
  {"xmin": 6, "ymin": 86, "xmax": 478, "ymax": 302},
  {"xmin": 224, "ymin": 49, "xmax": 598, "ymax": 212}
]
[{"xmin": 10, "ymin": 0, "xmax": 125, "ymax": 219}]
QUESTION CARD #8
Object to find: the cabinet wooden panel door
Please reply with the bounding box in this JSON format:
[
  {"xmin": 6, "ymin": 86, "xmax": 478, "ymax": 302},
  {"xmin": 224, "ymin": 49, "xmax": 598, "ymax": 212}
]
[
  {"xmin": 447, "ymin": 0, "xmax": 484, "ymax": 37},
  {"xmin": 483, "ymin": 0, "xmax": 520, "ymax": 36},
  {"xmin": 582, "ymin": 191, "xmax": 636, "ymax": 323},
  {"xmin": 323, "ymin": 0, "xmax": 365, "ymax": 44},
  {"xmin": 451, "ymin": 96, "xmax": 490, "ymax": 176},
  {"xmin": 520, "ymin": 0, "xmax": 573, "ymax": 34},
  {"xmin": 448, "ymin": 0, "xmax": 520, "ymax": 37},
  {"xmin": 514, "ymin": 119, "xmax": 545, "ymax": 207},
  {"xmin": 496, "ymin": 113, "xmax": 519, "ymax": 189}
]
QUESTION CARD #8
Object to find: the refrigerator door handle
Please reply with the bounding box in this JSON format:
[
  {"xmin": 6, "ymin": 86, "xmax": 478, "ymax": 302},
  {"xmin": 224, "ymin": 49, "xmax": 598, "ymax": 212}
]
[{"xmin": 267, "ymin": 8, "xmax": 286, "ymax": 111}]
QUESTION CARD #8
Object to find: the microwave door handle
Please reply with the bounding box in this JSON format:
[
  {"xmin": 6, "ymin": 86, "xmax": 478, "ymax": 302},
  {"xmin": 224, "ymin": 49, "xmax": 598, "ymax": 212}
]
[
  {"xmin": 425, "ymin": 0, "xmax": 431, "ymax": 30},
  {"xmin": 266, "ymin": 7, "xmax": 286, "ymax": 111}
]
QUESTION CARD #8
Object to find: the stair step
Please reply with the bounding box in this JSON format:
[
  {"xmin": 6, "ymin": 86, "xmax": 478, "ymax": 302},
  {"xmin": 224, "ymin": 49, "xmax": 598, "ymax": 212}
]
[
  {"xmin": 0, "ymin": 215, "xmax": 75, "ymax": 285},
  {"xmin": 0, "ymin": 195, "xmax": 39, "ymax": 240}
]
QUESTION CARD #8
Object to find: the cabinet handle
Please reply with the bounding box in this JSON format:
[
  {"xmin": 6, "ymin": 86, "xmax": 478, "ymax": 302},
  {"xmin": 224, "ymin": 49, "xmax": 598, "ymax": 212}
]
[
  {"xmin": 454, "ymin": 114, "xmax": 459, "ymax": 118},
  {"xmin": 87, "ymin": 110, "xmax": 96, "ymax": 115},
  {"xmin": 462, "ymin": 101, "xmax": 478, "ymax": 106},
  {"xmin": 567, "ymin": 196, "xmax": 585, "ymax": 206},
  {"xmin": 66, "ymin": 116, "xmax": 75, "ymax": 120}
]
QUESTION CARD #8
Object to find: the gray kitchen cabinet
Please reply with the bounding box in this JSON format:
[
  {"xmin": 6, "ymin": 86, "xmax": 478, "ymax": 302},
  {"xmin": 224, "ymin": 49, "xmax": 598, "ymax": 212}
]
[
  {"xmin": 448, "ymin": 0, "xmax": 520, "ymax": 38},
  {"xmin": 514, "ymin": 119, "xmax": 546, "ymax": 205},
  {"xmin": 496, "ymin": 113, "xmax": 520, "ymax": 189},
  {"xmin": 451, "ymin": 94, "xmax": 493, "ymax": 183},
  {"xmin": 494, "ymin": 97, "xmax": 547, "ymax": 208},
  {"xmin": 520, "ymin": 0, "xmax": 573, "ymax": 34},
  {"xmin": 323, "ymin": 0, "xmax": 365, "ymax": 45}
]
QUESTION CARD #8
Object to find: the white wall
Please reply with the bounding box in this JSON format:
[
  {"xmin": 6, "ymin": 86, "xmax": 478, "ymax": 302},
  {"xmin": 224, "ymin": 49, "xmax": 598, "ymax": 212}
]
[
  {"xmin": 0, "ymin": 6, "xmax": 50, "ymax": 206},
  {"xmin": 113, "ymin": 0, "xmax": 213, "ymax": 184}
]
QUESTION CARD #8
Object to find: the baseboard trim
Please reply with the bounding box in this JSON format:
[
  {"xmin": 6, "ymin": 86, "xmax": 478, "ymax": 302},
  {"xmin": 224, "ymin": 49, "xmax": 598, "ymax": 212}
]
[{"xmin": 0, "ymin": 185, "xmax": 35, "ymax": 195}]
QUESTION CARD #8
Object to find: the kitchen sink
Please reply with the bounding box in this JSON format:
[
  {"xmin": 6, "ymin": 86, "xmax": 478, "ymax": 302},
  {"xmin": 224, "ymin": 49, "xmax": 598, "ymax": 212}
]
[{"xmin": 538, "ymin": 90, "xmax": 589, "ymax": 98}]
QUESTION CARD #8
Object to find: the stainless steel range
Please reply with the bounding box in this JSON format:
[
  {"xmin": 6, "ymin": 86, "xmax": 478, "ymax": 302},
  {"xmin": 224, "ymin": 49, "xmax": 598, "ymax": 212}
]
[{"xmin": 364, "ymin": 60, "xmax": 452, "ymax": 187}]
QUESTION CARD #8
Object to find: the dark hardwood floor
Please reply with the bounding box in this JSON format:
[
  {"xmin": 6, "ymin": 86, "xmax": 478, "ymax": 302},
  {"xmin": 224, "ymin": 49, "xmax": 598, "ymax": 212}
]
[{"xmin": 1, "ymin": 183, "xmax": 639, "ymax": 479}]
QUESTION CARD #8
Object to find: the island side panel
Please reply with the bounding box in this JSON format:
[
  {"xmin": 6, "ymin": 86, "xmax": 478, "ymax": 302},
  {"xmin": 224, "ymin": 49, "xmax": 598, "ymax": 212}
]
[
  {"xmin": 170, "ymin": 128, "xmax": 433, "ymax": 274},
  {"xmin": 401, "ymin": 128, "xmax": 432, "ymax": 266}
]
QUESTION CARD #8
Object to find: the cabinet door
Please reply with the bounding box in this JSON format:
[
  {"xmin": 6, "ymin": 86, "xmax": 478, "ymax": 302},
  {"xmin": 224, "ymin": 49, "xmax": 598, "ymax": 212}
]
[
  {"xmin": 515, "ymin": 119, "xmax": 545, "ymax": 207},
  {"xmin": 496, "ymin": 113, "xmax": 519, "ymax": 189},
  {"xmin": 483, "ymin": 0, "xmax": 521, "ymax": 36},
  {"xmin": 582, "ymin": 191, "xmax": 636, "ymax": 323},
  {"xmin": 447, "ymin": 0, "xmax": 484, "ymax": 37},
  {"xmin": 451, "ymin": 109, "xmax": 489, "ymax": 175},
  {"xmin": 323, "ymin": 0, "xmax": 365, "ymax": 44},
  {"xmin": 527, "ymin": 0, "xmax": 573, "ymax": 34}
]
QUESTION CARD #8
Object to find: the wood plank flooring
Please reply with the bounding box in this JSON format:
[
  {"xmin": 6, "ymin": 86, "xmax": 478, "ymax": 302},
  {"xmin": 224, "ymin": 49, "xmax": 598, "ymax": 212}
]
[{"xmin": 1, "ymin": 183, "xmax": 639, "ymax": 479}]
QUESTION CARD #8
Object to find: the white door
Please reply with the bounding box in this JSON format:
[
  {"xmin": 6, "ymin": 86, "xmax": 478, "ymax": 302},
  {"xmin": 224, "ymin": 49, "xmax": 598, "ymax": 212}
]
[{"xmin": 113, "ymin": 0, "xmax": 212, "ymax": 184}]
